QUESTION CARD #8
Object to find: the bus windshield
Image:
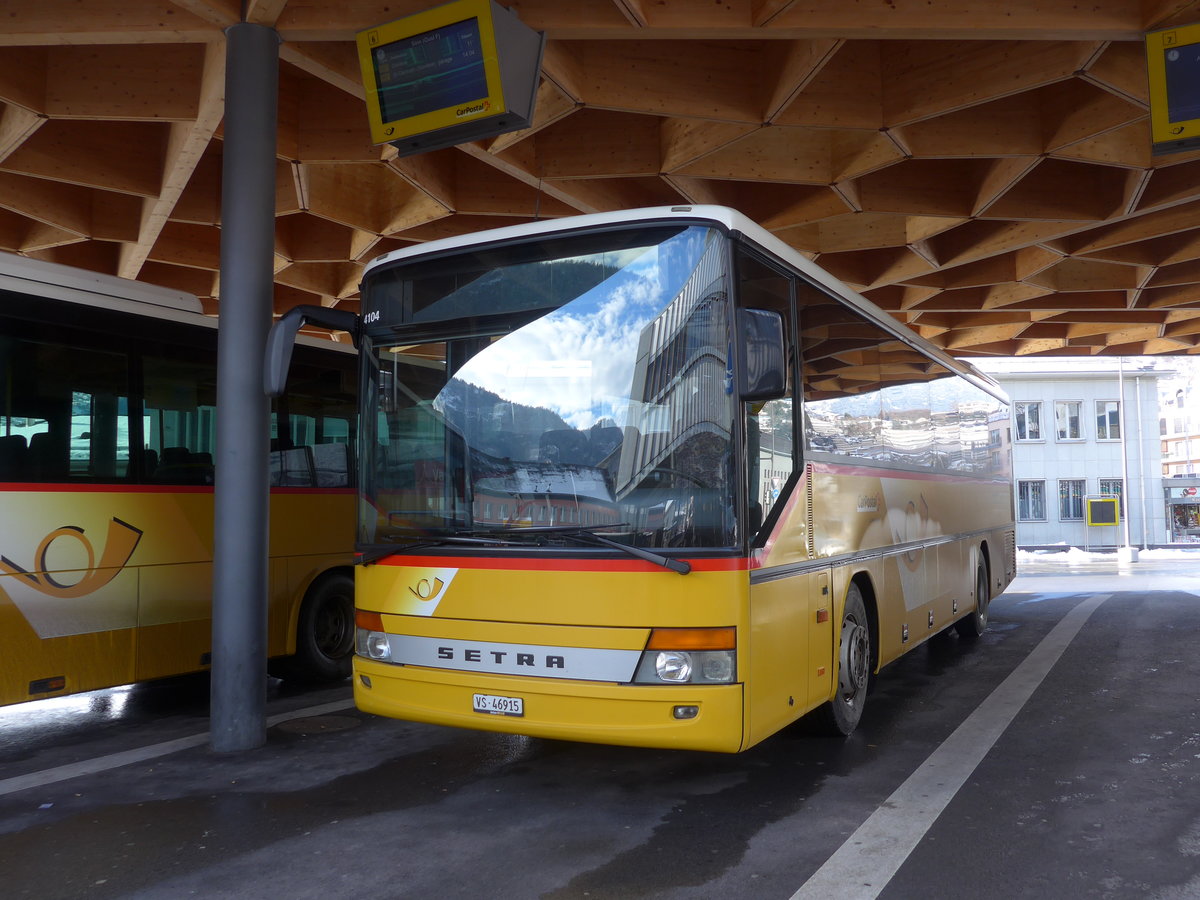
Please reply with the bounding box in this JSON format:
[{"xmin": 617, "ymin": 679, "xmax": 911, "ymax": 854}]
[{"xmin": 359, "ymin": 223, "xmax": 739, "ymax": 553}]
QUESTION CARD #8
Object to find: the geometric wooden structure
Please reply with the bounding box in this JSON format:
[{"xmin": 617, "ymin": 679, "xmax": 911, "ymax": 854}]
[{"xmin": 4, "ymin": 1, "xmax": 1200, "ymax": 356}]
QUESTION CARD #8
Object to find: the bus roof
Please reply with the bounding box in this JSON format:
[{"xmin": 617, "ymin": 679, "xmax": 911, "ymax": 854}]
[
  {"xmin": 0, "ymin": 251, "xmax": 354, "ymax": 355},
  {"xmin": 0, "ymin": 250, "xmax": 205, "ymax": 316},
  {"xmin": 361, "ymin": 205, "xmax": 1007, "ymax": 402}
]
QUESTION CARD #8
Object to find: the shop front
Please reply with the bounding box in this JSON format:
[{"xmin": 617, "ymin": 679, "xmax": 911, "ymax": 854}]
[{"xmin": 1166, "ymin": 479, "xmax": 1200, "ymax": 542}]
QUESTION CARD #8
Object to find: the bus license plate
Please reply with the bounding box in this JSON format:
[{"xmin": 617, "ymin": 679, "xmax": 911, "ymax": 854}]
[{"xmin": 472, "ymin": 693, "xmax": 524, "ymax": 717}]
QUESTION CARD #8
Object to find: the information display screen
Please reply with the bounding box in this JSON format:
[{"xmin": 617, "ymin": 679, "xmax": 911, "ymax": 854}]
[
  {"xmin": 1164, "ymin": 43, "xmax": 1200, "ymax": 125},
  {"xmin": 371, "ymin": 18, "xmax": 489, "ymax": 124},
  {"xmin": 1147, "ymin": 24, "xmax": 1200, "ymax": 155},
  {"xmin": 1086, "ymin": 497, "xmax": 1119, "ymax": 527},
  {"xmin": 356, "ymin": 0, "xmax": 544, "ymax": 155}
]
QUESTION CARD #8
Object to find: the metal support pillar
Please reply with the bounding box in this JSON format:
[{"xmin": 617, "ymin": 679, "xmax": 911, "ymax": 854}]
[{"xmin": 211, "ymin": 23, "xmax": 279, "ymax": 752}]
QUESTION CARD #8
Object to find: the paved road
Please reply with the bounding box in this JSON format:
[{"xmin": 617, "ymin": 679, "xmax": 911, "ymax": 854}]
[{"xmin": 1, "ymin": 555, "xmax": 1198, "ymax": 899}]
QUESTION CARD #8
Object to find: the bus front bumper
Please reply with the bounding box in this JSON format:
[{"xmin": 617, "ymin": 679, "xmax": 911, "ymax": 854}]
[{"xmin": 353, "ymin": 656, "xmax": 747, "ymax": 753}]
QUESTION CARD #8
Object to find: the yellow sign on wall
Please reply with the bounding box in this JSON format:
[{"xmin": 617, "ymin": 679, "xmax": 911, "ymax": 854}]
[
  {"xmin": 1146, "ymin": 23, "xmax": 1200, "ymax": 155},
  {"xmin": 1086, "ymin": 497, "xmax": 1120, "ymax": 527}
]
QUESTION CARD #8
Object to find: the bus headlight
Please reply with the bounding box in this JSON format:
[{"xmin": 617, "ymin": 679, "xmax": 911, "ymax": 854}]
[
  {"xmin": 633, "ymin": 628, "xmax": 736, "ymax": 684},
  {"xmin": 655, "ymin": 650, "xmax": 693, "ymax": 682},
  {"xmin": 701, "ymin": 651, "xmax": 734, "ymax": 683},
  {"xmin": 354, "ymin": 611, "xmax": 392, "ymax": 661},
  {"xmin": 364, "ymin": 631, "xmax": 391, "ymax": 660}
]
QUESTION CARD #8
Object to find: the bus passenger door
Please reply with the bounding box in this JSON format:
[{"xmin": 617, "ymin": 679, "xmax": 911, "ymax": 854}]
[{"xmin": 746, "ymin": 568, "xmax": 833, "ymax": 744}]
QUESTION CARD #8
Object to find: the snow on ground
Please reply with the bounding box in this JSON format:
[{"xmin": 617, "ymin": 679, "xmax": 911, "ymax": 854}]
[{"xmin": 1018, "ymin": 546, "xmax": 1200, "ymax": 563}]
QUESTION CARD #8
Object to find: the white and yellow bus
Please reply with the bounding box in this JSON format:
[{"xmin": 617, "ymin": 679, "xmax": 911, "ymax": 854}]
[
  {"xmin": 0, "ymin": 252, "xmax": 357, "ymax": 707},
  {"xmin": 271, "ymin": 206, "xmax": 1015, "ymax": 752}
]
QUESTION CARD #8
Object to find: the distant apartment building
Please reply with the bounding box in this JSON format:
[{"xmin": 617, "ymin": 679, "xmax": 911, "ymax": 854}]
[
  {"xmin": 972, "ymin": 358, "xmax": 1169, "ymax": 549},
  {"xmin": 1158, "ymin": 362, "xmax": 1200, "ymax": 541},
  {"xmin": 1160, "ymin": 376, "xmax": 1200, "ymax": 478}
]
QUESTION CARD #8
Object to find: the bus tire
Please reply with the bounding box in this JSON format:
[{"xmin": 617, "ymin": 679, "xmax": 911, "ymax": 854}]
[
  {"xmin": 271, "ymin": 572, "xmax": 355, "ymax": 683},
  {"xmin": 814, "ymin": 583, "xmax": 872, "ymax": 736},
  {"xmin": 954, "ymin": 562, "xmax": 990, "ymax": 641}
]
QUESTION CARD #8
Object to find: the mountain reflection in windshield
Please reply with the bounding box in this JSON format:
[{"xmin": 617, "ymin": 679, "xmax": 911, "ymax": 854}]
[{"xmin": 363, "ymin": 224, "xmax": 739, "ymax": 551}]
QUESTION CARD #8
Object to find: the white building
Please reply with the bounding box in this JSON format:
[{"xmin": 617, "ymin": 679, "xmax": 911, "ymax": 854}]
[
  {"xmin": 972, "ymin": 358, "xmax": 1168, "ymax": 550},
  {"xmin": 1157, "ymin": 358, "xmax": 1200, "ymax": 541},
  {"xmin": 1158, "ymin": 358, "xmax": 1200, "ymax": 478}
]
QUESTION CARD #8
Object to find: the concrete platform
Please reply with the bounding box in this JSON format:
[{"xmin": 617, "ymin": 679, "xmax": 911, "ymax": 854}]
[{"xmin": 2, "ymin": 552, "xmax": 1199, "ymax": 899}]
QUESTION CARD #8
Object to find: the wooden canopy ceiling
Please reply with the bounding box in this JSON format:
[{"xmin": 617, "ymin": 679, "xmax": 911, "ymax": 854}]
[{"xmin": 4, "ymin": 1, "xmax": 1200, "ymax": 357}]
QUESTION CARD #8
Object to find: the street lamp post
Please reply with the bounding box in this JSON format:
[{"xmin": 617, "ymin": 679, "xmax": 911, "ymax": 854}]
[{"xmin": 1117, "ymin": 357, "xmax": 1138, "ymax": 564}]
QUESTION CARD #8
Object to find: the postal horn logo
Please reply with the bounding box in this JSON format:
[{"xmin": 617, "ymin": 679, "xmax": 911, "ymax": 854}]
[
  {"xmin": 400, "ymin": 568, "xmax": 457, "ymax": 616},
  {"xmin": 0, "ymin": 518, "xmax": 143, "ymax": 599}
]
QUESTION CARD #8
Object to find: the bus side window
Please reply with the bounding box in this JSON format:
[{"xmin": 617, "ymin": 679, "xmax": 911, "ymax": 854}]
[
  {"xmin": 143, "ymin": 355, "xmax": 217, "ymax": 485},
  {"xmin": 270, "ymin": 359, "xmax": 355, "ymax": 489},
  {"xmin": 1, "ymin": 336, "xmax": 133, "ymax": 483}
]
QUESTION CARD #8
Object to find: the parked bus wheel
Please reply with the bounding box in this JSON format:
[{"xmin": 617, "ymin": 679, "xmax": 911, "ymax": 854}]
[
  {"xmin": 954, "ymin": 562, "xmax": 990, "ymax": 641},
  {"xmin": 271, "ymin": 572, "xmax": 355, "ymax": 683},
  {"xmin": 815, "ymin": 583, "xmax": 872, "ymax": 736}
]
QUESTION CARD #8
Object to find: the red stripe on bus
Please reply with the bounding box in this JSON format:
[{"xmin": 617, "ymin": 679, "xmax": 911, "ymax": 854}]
[
  {"xmin": 0, "ymin": 482, "xmax": 213, "ymax": 493},
  {"xmin": 0, "ymin": 482, "xmax": 352, "ymax": 495},
  {"xmin": 367, "ymin": 554, "xmax": 750, "ymax": 573}
]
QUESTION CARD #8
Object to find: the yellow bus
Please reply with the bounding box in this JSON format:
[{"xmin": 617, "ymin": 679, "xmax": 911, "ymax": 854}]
[
  {"xmin": 271, "ymin": 205, "xmax": 1015, "ymax": 752},
  {"xmin": 0, "ymin": 252, "xmax": 356, "ymax": 707}
]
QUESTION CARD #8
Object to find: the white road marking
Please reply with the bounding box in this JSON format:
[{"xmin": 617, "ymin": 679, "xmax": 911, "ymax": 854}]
[
  {"xmin": 791, "ymin": 593, "xmax": 1111, "ymax": 900},
  {"xmin": 0, "ymin": 697, "xmax": 355, "ymax": 798}
]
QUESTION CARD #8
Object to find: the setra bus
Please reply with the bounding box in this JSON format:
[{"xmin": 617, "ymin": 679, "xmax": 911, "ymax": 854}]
[
  {"xmin": 0, "ymin": 252, "xmax": 357, "ymax": 707},
  {"xmin": 268, "ymin": 205, "xmax": 1015, "ymax": 752}
]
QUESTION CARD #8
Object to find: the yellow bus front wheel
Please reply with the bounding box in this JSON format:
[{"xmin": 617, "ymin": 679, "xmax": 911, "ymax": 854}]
[{"xmin": 813, "ymin": 582, "xmax": 872, "ymax": 736}]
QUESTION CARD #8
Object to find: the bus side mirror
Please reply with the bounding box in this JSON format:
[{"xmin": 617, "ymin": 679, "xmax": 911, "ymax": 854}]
[
  {"xmin": 738, "ymin": 308, "xmax": 786, "ymax": 401},
  {"xmin": 264, "ymin": 305, "xmax": 360, "ymax": 397}
]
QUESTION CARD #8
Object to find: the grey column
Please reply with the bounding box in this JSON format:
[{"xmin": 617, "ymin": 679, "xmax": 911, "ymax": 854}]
[{"xmin": 210, "ymin": 22, "xmax": 279, "ymax": 752}]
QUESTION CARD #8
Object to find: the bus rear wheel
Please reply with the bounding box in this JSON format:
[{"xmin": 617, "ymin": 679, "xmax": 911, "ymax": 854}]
[
  {"xmin": 954, "ymin": 562, "xmax": 990, "ymax": 641},
  {"xmin": 814, "ymin": 583, "xmax": 872, "ymax": 736},
  {"xmin": 270, "ymin": 572, "xmax": 355, "ymax": 683}
]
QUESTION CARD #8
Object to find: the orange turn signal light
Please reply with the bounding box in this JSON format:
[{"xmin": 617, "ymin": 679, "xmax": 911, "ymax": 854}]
[
  {"xmin": 646, "ymin": 626, "xmax": 735, "ymax": 651},
  {"xmin": 355, "ymin": 610, "xmax": 384, "ymax": 631}
]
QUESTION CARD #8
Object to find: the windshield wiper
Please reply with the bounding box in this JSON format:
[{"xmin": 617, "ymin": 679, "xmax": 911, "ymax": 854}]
[
  {"xmin": 464, "ymin": 524, "xmax": 691, "ymax": 575},
  {"xmin": 359, "ymin": 526, "xmax": 691, "ymax": 575},
  {"xmin": 356, "ymin": 534, "xmax": 511, "ymax": 565},
  {"xmin": 562, "ymin": 529, "xmax": 691, "ymax": 575}
]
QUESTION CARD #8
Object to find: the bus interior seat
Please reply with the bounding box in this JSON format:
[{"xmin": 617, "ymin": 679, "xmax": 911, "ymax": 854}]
[
  {"xmin": 155, "ymin": 446, "xmax": 214, "ymax": 484},
  {"xmin": 0, "ymin": 435, "xmax": 28, "ymax": 481},
  {"xmin": 270, "ymin": 445, "xmax": 315, "ymax": 487},
  {"xmin": 312, "ymin": 442, "xmax": 349, "ymax": 488},
  {"xmin": 28, "ymin": 432, "xmax": 68, "ymax": 481}
]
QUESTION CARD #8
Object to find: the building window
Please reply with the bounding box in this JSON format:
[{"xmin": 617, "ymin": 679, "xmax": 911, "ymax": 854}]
[
  {"xmin": 1099, "ymin": 478, "xmax": 1123, "ymax": 517},
  {"xmin": 1059, "ymin": 479, "xmax": 1085, "ymax": 520},
  {"xmin": 1018, "ymin": 480, "xmax": 1046, "ymax": 520},
  {"xmin": 1014, "ymin": 401, "xmax": 1042, "ymax": 440},
  {"xmin": 1096, "ymin": 400, "xmax": 1120, "ymax": 440},
  {"xmin": 1055, "ymin": 401, "xmax": 1083, "ymax": 441}
]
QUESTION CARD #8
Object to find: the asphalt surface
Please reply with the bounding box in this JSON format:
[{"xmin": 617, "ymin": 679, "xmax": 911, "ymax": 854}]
[{"xmin": 1, "ymin": 552, "xmax": 1198, "ymax": 899}]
